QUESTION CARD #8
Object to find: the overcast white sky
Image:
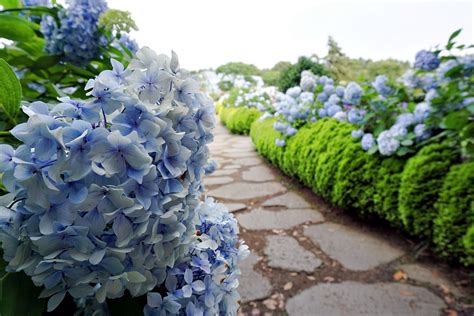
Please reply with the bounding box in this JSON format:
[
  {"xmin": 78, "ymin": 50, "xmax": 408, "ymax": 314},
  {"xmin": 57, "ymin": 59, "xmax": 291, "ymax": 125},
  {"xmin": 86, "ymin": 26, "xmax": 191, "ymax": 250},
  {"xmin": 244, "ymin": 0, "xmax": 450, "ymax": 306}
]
[{"xmin": 107, "ymin": 0, "xmax": 473, "ymax": 71}]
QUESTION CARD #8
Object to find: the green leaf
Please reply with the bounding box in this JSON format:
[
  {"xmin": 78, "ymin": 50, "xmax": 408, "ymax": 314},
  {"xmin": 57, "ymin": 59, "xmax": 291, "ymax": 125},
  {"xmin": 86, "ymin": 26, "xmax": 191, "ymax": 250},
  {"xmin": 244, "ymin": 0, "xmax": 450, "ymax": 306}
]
[
  {"xmin": 401, "ymin": 139, "xmax": 414, "ymax": 146},
  {"xmin": 0, "ymin": 58, "xmax": 22, "ymax": 124},
  {"xmin": 0, "ymin": 14, "xmax": 36, "ymax": 42},
  {"xmin": 0, "ymin": 0, "xmax": 19, "ymax": 9},
  {"xmin": 447, "ymin": 29, "xmax": 462, "ymax": 46},
  {"xmin": 0, "ymin": 271, "xmax": 46, "ymax": 316},
  {"xmin": 443, "ymin": 110, "xmax": 469, "ymax": 131},
  {"xmin": 126, "ymin": 271, "xmax": 146, "ymax": 283}
]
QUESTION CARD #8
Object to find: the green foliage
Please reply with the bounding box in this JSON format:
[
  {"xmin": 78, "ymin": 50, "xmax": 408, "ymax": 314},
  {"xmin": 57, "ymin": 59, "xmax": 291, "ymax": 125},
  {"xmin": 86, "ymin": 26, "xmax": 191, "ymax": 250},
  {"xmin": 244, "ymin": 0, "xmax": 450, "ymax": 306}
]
[
  {"xmin": 98, "ymin": 9, "xmax": 138, "ymax": 34},
  {"xmin": 245, "ymin": 116, "xmax": 472, "ymax": 265},
  {"xmin": 219, "ymin": 106, "xmax": 261, "ymax": 135},
  {"xmin": 216, "ymin": 62, "xmax": 260, "ymax": 77},
  {"xmin": 0, "ymin": 14, "xmax": 37, "ymax": 42},
  {"xmin": 250, "ymin": 117, "xmax": 285, "ymax": 166},
  {"xmin": 398, "ymin": 141, "xmax": 460, "ymax": 237},
  {"xmin": 325, "ymin": 36, "xmax": 409, "ymax": 82},
  {"xmin": 278, "ymin": 56, "xmax": 328, "ymax": 92},
  {"xmin": 373, "ymin": 157, "xmax": 406, "ymax": 224},
  {"xmin": 332, "ymin": 135, "xmax": 381, "ymax": 215},
  {"xmin": 463, "ymin": 225, "xmax": 474, "ymax": 266},
  {"xmin": 260, "ymin": 70, "xmax": 280, "ymax": 86},
  {"xmin": 433, "ymin": 162, "xmax": 474, "ymax": 265},
  {"xmin": 0, "ymin": 270, "xmax": 46, "ymax": 316},
  {"xmin": 0, "ymin": 58, "xmax": 22, "ymax": 126},
  {"xmin": 260, "ymin": 61, "xmax": 292, "ymax": 87}
]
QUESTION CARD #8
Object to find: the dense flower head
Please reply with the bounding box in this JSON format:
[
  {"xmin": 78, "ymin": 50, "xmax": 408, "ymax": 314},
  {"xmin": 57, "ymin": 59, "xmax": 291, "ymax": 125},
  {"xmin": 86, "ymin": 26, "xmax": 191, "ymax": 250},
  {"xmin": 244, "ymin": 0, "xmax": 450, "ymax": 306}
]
[
  {"xmin": 300, "ymin": 71, "xmax": 317, "ymax": 92},
  {"xmin": 113, "ymin": 33, "xmax": 139, "ymax": 53},
  {"xmin": 343, "ymin": 82, "xmax": 363, "ymax": 105},
  {"xmin": 0, "ymin": 48, "xmax": 247, "ymax": 314},
  {"xmin": 22, "ymin": 0, "xmax": 51, "ymax": 6},
  {"xmin": 41, "ymin": 0, "xmax": 109, "ymax": 65},
  {"xmin": 377, "ymin": 130, "xmax": 400, "ymax": 156},
  {"xmin": 361, "ymin": 133, "xmax": 375, "ymax": 150},
  {"xmin": 414, "ymin": 50, "xmax": 440, "ymax": 71},
  {"xmin": 372, "ymin": 75, "xmax": 392, "ymax": 96}
]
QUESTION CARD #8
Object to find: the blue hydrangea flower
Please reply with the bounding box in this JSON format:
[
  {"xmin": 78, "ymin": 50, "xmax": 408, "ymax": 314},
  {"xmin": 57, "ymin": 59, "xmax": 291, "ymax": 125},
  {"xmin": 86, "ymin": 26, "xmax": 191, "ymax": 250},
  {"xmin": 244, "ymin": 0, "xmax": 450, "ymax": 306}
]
[
  {"xmin": 0, "ymin": 48, "xmax": 248, "ymax": 315},
  {"xmin": 414, "ymin": 50, "xmax": 440, "ymax": 71},
  {"xmin": 343, "ymin": 82, "xmax": 363, "ymax": 105},
  {"xmin": 40, "ymin": 0, "xmax": 108, "ymax": 65},
  {"xmin": 275, "ymin": 138, "xmax": 286, "ymax": 147},
  {"xmin": 351, "ymin": 129, "xmax": 364, "ymax": 138},
  {"xmin": 361, "ymin": 133, "xmax": 375, "ymax": 151},
  {"xmin": 377, "ymin": 130, "xmax": 400, "ymax": 156},
  {"xmin": 372, "ymin": 75, "xmax": 392, "ymax": 96}
]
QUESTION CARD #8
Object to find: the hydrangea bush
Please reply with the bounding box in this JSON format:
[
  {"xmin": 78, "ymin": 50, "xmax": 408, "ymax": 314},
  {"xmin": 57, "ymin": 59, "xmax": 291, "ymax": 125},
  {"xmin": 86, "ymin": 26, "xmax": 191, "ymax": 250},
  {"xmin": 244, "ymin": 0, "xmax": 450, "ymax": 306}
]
[
  {"xmin": 262, "ymin": 30, "xmax": 473, "ymax": 159},
  {"xmin": 0, "ymin": 47, "xmax": 248, "ymax": 314}
]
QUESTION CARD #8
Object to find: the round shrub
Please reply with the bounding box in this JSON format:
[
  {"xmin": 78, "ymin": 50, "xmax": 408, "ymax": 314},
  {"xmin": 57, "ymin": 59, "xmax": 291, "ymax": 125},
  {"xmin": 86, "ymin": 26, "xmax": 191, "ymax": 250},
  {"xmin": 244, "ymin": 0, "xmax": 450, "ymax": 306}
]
[
  {"xmin": 398, "ymin": 141, "xmax": 460, "ymax": 237},
  {"xmin": 332, "ymin": 136, "xmax": 382, "ymax": 216},
  {"xmin": 312, "ymin": 121, "xmax": 354, "ymax": 200},
  {"xmin": 463, "ymin": 225, "xmax": 474, "ymax": 266},
  {"xmin": 250, "ymin": 117, "xmax": 285, "ymax": 167},
  {"xmin": 221, "ymin": 107, "xmax": 261, "ymax": 135},
  {"xmin": 433, "ymin": 162, "xmax": 474, "ymax": 266},
  {"xmin": 373, "ymin": 157, "xmax": 407, "ymax": 224}
]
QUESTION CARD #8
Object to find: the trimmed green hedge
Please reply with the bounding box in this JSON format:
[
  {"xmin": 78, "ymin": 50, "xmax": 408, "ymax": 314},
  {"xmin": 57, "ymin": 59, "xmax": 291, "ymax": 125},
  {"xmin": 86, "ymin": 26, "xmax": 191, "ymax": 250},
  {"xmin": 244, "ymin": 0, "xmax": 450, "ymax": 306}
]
[
  {"xmin": 433, "ymin": 162, "xmax": 474, "ymax": 265},
  {"xmin": 246, "ymin": 117, "xmax": 473, "ymax": 266},
  {"xmin": 219, "ymin": 106, "xmax": 261, "ymax": 135},
  {"xmin": 398, "ymin": 141, "xmax": 460, "ymax": 237}
]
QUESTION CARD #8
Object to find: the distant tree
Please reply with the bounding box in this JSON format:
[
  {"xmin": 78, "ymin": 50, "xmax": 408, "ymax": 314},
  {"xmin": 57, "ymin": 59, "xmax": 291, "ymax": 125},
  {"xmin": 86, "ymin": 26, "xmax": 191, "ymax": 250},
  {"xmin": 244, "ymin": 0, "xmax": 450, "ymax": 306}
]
[
  {"xmin": 216, "ymin": 62, "xmax": 261, "ymax": 76},
  {"xmin": 278, "ymin": 56, "xmax": 328, "ymax": 92},
  {"xmin": 325, "ymin": 36, "xmax": 409, "ymax": 82}
]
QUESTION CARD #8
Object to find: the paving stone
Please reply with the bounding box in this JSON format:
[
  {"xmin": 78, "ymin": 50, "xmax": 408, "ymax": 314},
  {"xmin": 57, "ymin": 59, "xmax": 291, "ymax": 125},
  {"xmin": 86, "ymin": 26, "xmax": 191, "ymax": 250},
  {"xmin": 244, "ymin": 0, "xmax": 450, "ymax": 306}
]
[
  {"xmin": 264, "ymin": 235, "xmax": 322, "ymax": 272},
  {"xmin": 233, "ymin": 157, "xmax": 261, "ymax": 167},
  {"xmin": 262, "ymin": 192, "xmax": 311, "ymax": 209},
  {"xmin": 286, "ymin": 281, "xmax": 445, "ymax": 316},
  {"xmin": 238, "ymin": 208, "xmax": 324, "ymax": 230},
  {"xmin": 239, "ymin": 253, "xmax": 272, "ymax": 303},
  {"xmin": 209, "ymin": 169, "xmax": 238, "ymax": 177},
  {"xmin": 203, "ymin": 176, "xmax": 234, "ymax": 186},
  {"xmin": 304, "ymin": 223, "xmax": 404, "ymax": 271},
  {"xmin": 221, "ymin": 151, "xmax": 258, "ymax": 158},
  {"xmin": 208, "ymin": 182, "xmax": 286, "ymax": 200},
  {"xmin": 242, "ymin": 165, "xmax": 275, "ymax": 182},
  {"xmin": 223, "ymin": 164, "xmax": 241, "ymax": 170},
  {"xmin": 397, "ymin": 263, "xmax": 461, "ymax": 296},
  {"xmin": 225, "ymin": 203, "xmax": 247, "ymax": 213}
]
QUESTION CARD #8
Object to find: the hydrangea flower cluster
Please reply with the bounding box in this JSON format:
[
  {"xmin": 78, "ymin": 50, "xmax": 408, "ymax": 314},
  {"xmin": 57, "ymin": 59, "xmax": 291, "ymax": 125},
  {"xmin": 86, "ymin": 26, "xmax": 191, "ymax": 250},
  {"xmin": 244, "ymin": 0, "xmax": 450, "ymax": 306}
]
[
  {"xmin": 40, "ymin": 0, "xmax": 109, "ymax": 65},
  {"xmin": 414, "ymin": 50, "xmax": 440, "ymax": 71},
  {"xmin": 222, "ymin": 85, "xmax": 272, "ymax": 113},
  {"xmin": 0, "ymin": 47, "xmax": 248, "ymax": 314},
  {"xmin": 22, "ymin": 0, "xmax": 51, "ymax": 6},
  {"xmin": 259, "ymin": 39, "xmax": 473, "ymax": 157}
]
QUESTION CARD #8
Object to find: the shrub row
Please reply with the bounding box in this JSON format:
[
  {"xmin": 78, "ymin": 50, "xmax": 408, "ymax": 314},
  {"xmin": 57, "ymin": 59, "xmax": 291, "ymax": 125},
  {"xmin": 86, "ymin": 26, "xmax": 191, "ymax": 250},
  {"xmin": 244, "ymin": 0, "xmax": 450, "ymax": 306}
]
[
  {"xmin": 249, "ymin": 117, "xmax": 473, "ymax": 266},
  {"xmin": 218, "ymin": 105, "xmax": 262, "ymax": 135}
]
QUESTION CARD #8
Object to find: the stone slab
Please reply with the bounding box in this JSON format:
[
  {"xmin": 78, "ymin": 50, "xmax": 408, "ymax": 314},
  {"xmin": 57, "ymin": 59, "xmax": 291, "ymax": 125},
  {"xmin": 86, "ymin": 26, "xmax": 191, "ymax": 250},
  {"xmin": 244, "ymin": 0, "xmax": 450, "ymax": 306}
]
[
  {"xmin": 232, "ymin": 157, "xmax": 262, "ymax": 167},
  {"xmin": 208, "ymin": 182, "xmax": 286, "ymax": 200},
  {"xmin": 286, "ymin": 281, "xmax": 445, "ymax": 316},
  {"xmin": 397, "ymin": 264, "xmax": 461, "ymax": 296},
  {"xmin": 262, "ymin": 192, "xmax": 311, "ymax": 209},
  {"xmin": 238, "ymin": 208, "xmax": 324, "ymax": 230},
  {"xmin": 203, "ymin": 176, "xmax": 234, "ymax": 186},
  {"xmin": 264, "ymin": 235, "xmax": 322, "ymax": 272},
  {"xmin": 210, "ymin": 169, "xmax": 238, "ymax": 177},
  {"xmin": 242, "ymin": 165, "xmax": 275, "ymax": 182},
  {"xmin": 304, "ymin": 223, "xmax": 404, "ymax": 271},
  {"xmin": 225, "ymin": 203, "xmax": 247, "ymax": 213},
  {"xmin": 238, "ymin": 253, "xmax": 272, "ymax": 303}
]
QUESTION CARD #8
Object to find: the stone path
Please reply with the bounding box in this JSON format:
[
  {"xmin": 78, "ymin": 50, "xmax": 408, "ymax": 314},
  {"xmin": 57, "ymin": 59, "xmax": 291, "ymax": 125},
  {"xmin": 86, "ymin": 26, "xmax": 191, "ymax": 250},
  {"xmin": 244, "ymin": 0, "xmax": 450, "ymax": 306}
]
[{"xmin": 206, "ymin": 120, "xmax": 470, "ymax": 315}]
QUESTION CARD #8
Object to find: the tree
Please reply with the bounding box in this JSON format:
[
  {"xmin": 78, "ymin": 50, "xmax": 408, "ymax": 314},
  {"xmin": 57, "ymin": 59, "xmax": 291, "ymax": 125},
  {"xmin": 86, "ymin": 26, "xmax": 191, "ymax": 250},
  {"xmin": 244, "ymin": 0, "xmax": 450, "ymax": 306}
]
[
  {"xmin": 215, "ymin": 62, "xmax": 261, "ymax": 76},
  {"xmin": 277, "ymin": 56, "xmax": 328, "ymax": 92}
]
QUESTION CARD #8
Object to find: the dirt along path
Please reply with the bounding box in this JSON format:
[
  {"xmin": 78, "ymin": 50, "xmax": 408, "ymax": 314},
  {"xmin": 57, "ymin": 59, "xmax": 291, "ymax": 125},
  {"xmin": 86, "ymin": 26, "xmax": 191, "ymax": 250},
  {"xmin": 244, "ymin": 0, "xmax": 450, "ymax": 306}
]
[{"xmin": 204, "ymin": 120, "xmax": 473, "ymax": 316}]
